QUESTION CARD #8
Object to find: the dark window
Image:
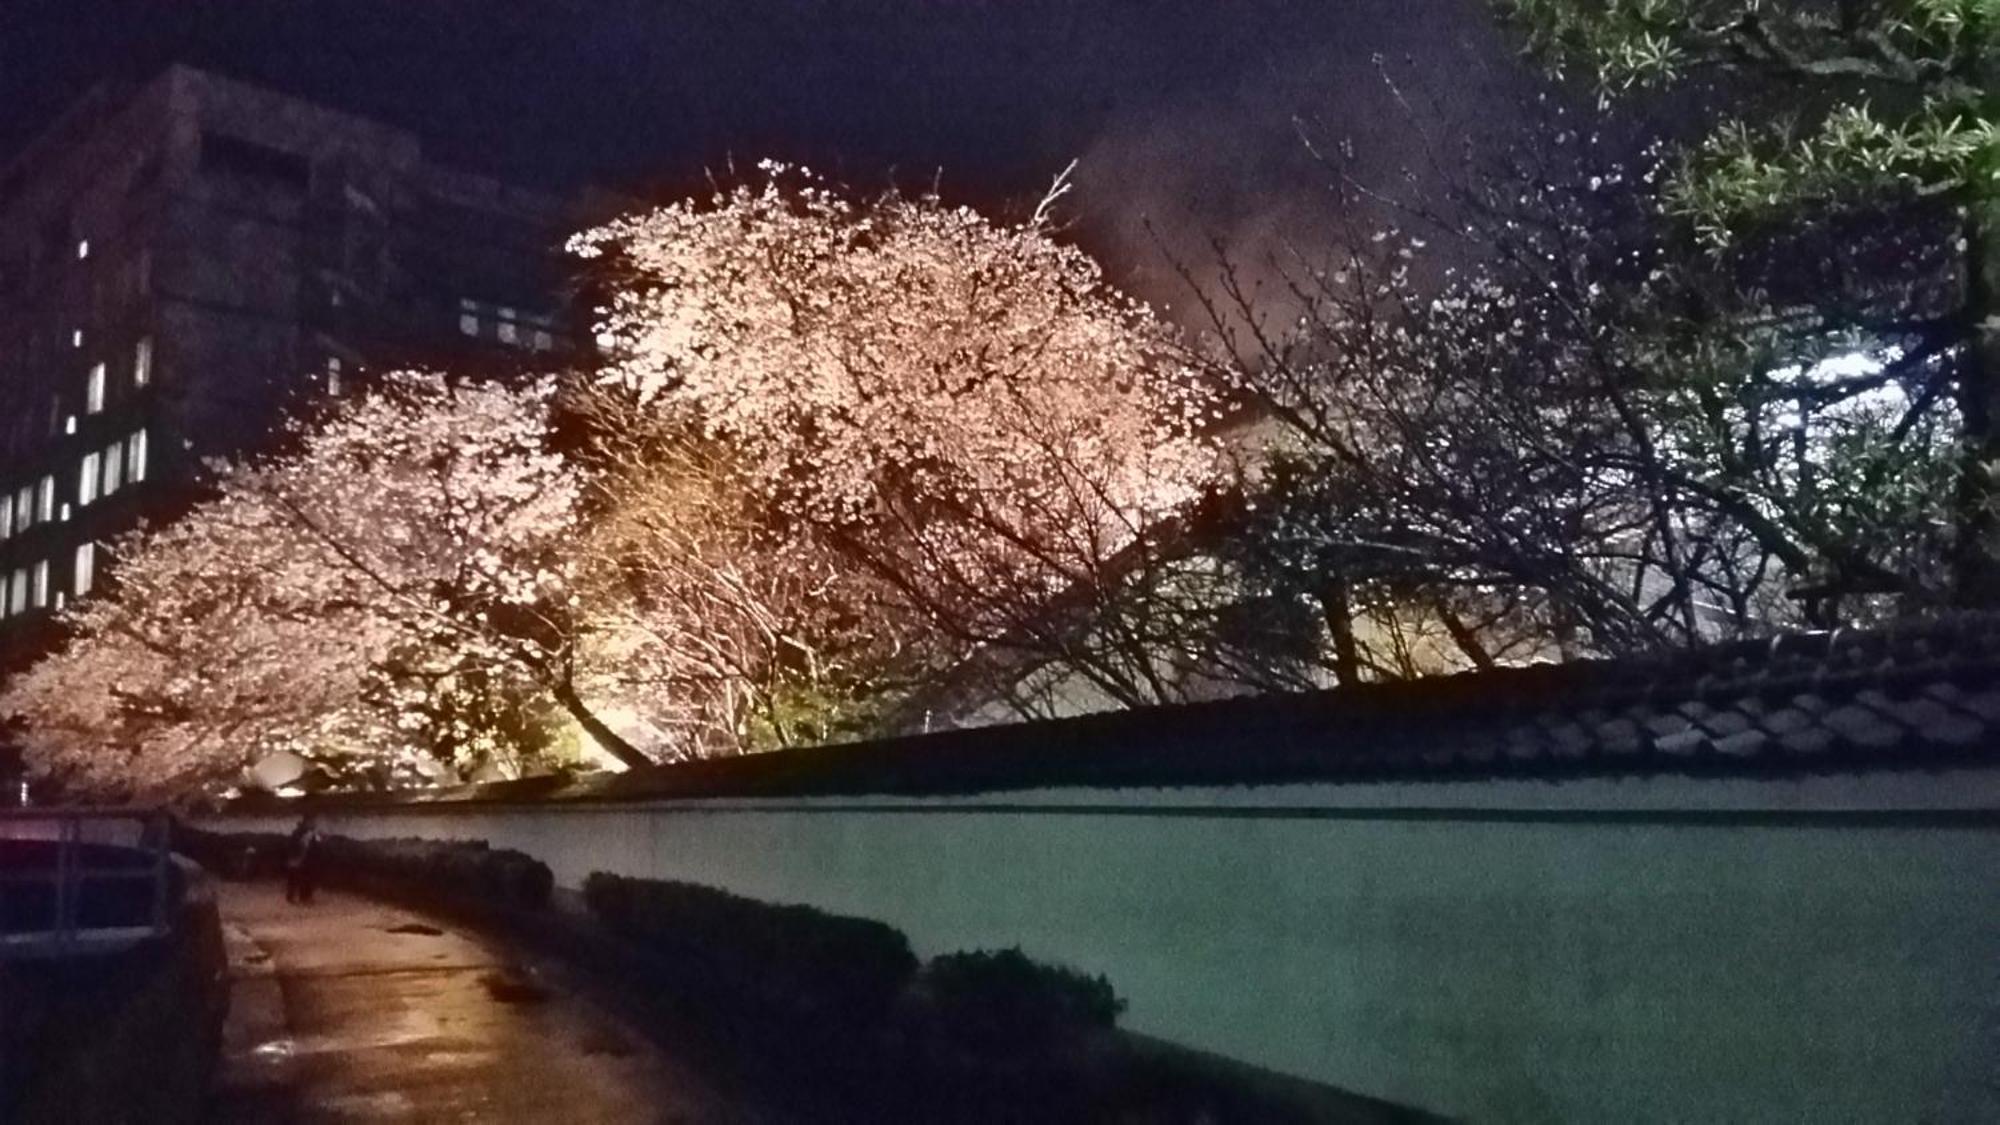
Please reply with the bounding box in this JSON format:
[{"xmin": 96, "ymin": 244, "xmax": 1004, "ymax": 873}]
[{"xmin": 198, "ymin": 132, "xmax": 310, "ymax": 192}]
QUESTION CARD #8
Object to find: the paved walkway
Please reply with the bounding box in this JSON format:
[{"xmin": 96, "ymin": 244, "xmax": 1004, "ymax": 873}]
[{"xmin": 209, "ymin": 882, "xmax": 747, "ymax": 1124}]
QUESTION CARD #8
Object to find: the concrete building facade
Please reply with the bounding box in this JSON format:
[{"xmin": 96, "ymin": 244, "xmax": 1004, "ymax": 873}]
[{"xmin": 0, "ymin": 65, "xmax": 606, "ymax": 640}]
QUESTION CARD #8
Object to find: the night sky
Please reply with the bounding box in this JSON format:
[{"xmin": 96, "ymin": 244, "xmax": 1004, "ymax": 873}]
[{"xmin": 1, "ymin": 0, "xmax": 1523, "ymax": 300}]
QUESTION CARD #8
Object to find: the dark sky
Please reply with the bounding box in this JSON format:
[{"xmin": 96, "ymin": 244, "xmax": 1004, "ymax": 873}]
[{"xmin": 0, "ymin": 0, "xmax": 1524, "ymax": 299}]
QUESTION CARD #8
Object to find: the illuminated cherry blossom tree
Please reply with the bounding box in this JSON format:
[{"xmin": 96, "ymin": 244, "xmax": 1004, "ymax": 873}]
[
  {"xmin": 0, "ymin": 372, "xmax": 647, "ymax": 799},
  {"xmin": 563, "ymin": 386, "xmax": 924, "ymax": 752},
  {"xmin": 571, "ymin": 164, "xmax": 1250, "ymax": 716},
  {"xmin": 6, "ymin": 167, "xmax": 1267, "ymax": 795}
]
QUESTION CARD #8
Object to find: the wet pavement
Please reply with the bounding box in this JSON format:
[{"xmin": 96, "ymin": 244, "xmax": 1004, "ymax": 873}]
[{"xmin": 208, "ymin": 882, "xmax": 745, "ymax": 1124}]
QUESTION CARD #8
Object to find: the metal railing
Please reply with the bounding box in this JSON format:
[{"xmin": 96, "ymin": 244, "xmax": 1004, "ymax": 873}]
[{"xmin": 0, "ymin": 807, "xmax": 176, "ymax": 960}]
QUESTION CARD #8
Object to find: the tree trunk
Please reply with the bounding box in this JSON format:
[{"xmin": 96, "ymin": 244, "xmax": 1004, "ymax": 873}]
[
  {"xmin": 1953, "ymin": 201, "xmax": 2000, "ymax": 606},
  {"xmin": 1438, "ymin": 605, "xmax": 1498, "ymax": 672},
  {"xmin": 1316, "ymin": 576, "xmax": 1361, "ymax": 686},
  {"xmin": 549, "ymin": 681, "xmax": 654, "ymax": 770}
]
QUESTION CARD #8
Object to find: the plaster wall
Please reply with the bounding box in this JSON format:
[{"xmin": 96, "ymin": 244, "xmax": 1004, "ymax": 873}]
[{"xmin": 213, "ymin": 771, "xmax": 2000, "ymax": 1123}]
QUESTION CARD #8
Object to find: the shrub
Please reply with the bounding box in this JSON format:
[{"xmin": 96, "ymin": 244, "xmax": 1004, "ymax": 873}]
[
  {"xmin": 173, "ymin": 826, "xmax": 552, "ymax": 910},
  {"xmin": 172, "ymin": 826, "xmax": 289, "ymax": 880},
  {"xmin": 321, "ymin": 835, "xmax": 553, "ymax": 910},
  {"xmin": 582, "ymin": 872, "xmax": 918, "ymax": 1036},
  {"xmin": 916, "ymin": 947, "xmax": 1124, "ymax": 1056}
]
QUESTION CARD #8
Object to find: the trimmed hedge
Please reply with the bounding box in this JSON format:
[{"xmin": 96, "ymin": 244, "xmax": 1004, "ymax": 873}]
[
  {"xmin": 173, "ymin": 825, "xmax": 552, "ymax": 911},
  {"xmin": 172, "ymin": 828, "xmax": 289, "ymax": 880},
  {"xmin": 578, "ymin": 872, "xmax": 1152, "ymax": 1119},
  {"xmin": 581, "ymin": 872, "xmax": 917, "ymax": 1038},
  {"xmin": 319, "ymin": 835, "xmax": 552, "ymax": 910},
  {"xmin": 913, "ymin": 947, "xmax": 1125, "ymax": 1056}
]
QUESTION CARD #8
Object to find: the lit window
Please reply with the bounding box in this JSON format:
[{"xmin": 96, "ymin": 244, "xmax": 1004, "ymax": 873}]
[
  {"xmin": 101, "ymin": 441, "xmax": 123, "ymax": 495},
  {"xmin": 71, "ymin": 329, "xmax": 82, "ymax": 349},
  {"xmin": 9, "ymin": 570, "xmax": 26, "ymax": 615},
  {"xmin": 127, "ymin": 430, "xmax": 148, "ymax": 483},
  {"xmin": 76, "ymin": 239, "xmax": 90, "ymax": 261},
  {"xmin": 0, "ymin": 494, "xmax": 10, "ymax": 541},
  {"xmin": 532, "ymin": 330, "xmax": 554, "ymax": 351},
  {"xmin": 73, "ymin": 542, "xmax": 94, "ymax": 597},
  {"xmin": 31, "ymin": 561, "xmax": 47, "ymax": 608},
  {"xmin": 497, "ymin": 320, "xmax": 518, "ymax": 344},
  {"xmin": 35, "ymin": 476, "xmax": 52, "ymax": 522},
  {"xmin": 64, "ymin": 415, "xmax": 75, "ymax": 435},
  {"xmin": 86, "ymin": 363, "xmax": 106, "ymax": 413},
  {"xmin": 326, "ymin": 357, "xmax": 344, "ymax": 396},
  {"xmin": 78, "ymin": 453, "xmax": 100, "ymax": 506},
  {"xmin": 459, "ymin": 313, "xmax": 480, "ymax": 336},
  {"xmin": 134, "ymin": 336, "xmax": 153, "ymax": 386},
  {"xmin": 58, "ymin": 503, "xmax": 69, "ymax": 522},
  {"xmin": 13, "ymin": 486, "xmax": 30, "ymax": 533}
]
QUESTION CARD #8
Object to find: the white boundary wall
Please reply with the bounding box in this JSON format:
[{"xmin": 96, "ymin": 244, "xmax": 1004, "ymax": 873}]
[{"xmin": 210, "ymin": 769, "xmax": 2000, "ymax": 1123}]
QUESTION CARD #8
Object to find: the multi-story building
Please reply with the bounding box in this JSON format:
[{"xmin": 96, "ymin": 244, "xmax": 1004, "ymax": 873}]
[{"xmin": 0, "ymin": 65, "xmax": 613, "ymax": 644}]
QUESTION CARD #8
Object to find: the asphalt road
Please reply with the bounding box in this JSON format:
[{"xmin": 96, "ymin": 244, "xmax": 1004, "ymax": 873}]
[{"xmin": 207, "ymin": 881, "xmax": 746, "ymax": 1124}]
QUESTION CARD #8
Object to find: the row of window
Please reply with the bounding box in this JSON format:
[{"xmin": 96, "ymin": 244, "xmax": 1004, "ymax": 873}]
[
  {"xmin": 458, "ymin": 298, "xmax": 557, "ymax": 350},
  {"xmin": 3, "ymin": 478, "xmax": 55, "ymax": 538},
  {"xmin": 0, "ymin": 428, "xmax": 148, "ymax": 540},
  {"xmin": 12, "ymin": 336, "xmax": 154, "ymax": 459},
  {"xmin": 80, "ymin": 429, "xmax": 148, "ymax": 505},
  {"xmin": 79, "ymin": 336, "xmax": 153, "ymax": 417},
  {"xmin": 0, "ymin": 332, "xmax": 150, "ymax": 455},
  {"xmin": 0, "ymin": 542, "xmax": 94, "ymax": 620}
]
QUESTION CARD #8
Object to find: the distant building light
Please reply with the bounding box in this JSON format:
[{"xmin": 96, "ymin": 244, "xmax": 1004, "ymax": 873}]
[
  {"xmin": 102, "ymin": 440, "xmax": 124, "ymax": 495},
  {"xmin": 75, "ymin": 239, "xmax": 90, "ymax": 260},
  {"xmin": 134, "ymin": 336, "xmax": 153, "ymax": 387},
  {"xmin": 497, "ymin": 321, "xmax": 518, "ymax": 344},
  {"xmin": 532, "ymin": 330, "xmax": 553, "ymax": 351},
  {"xmin": 459, "ymin": 314, "xmax": 479, "ymax": 336},
  {"xmin": 31, "ymin": 561, "xmax": 48, "ymax": 608},
  {"xmin": 78, "ymin": 452, "xmax": 100, "ymax": 506},
  {"xmin": 127, "ymin": 429, "xmax": 148, "ymax": 483},
  {"xmin": 86, "ymin": 362, "xmax": 106, "ymax": 413},
  {"xmin": 36, "ymin": 476, "xmax": 53, "ymax": 522},
  {"xmin": 64, "ymin": 415, "xmax": 75, "ymax": 435},
  {"xmin": 73, "ymin": 542, "xmax": 95, "ymax": 597},
  {"xmin": 71, "ymin": 329, "xmax": 83, "ymax": 349}
]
